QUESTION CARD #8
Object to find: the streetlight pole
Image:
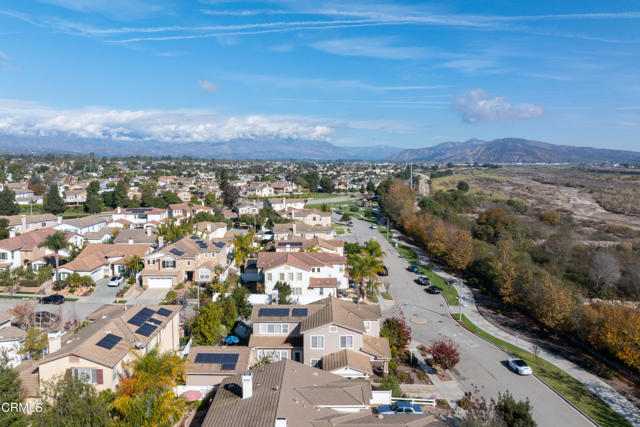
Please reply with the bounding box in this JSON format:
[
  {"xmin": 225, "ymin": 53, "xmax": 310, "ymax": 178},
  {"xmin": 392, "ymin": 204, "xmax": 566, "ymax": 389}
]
[
  {"xmin": 386, "ymin": 217, "xmax": 389, "ymax": 242},
  {"xmin": 459, "ymin": 279, "xmax": 463, "ymax": 320}
]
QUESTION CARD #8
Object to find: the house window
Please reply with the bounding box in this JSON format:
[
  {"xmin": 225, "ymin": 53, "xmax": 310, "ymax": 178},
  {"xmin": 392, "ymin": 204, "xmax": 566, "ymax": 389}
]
[
  {"xmin": 310, "ymin": 359, "xmax": 321, "ymax": 368},
  {"xmin": 279, "ymin": 273, "xmax": 285, "ymax": 281},
  {"xmin": 259, "ymin": 323, "xmax": 289, "ymax": 335},
  {"xmin": 186, "ymin": 260, "xmax": 191, "ymax": 266},
  {"xmin": 296, "ymin": 272, "xmax": 302, "ymax": 281},
  {"xmin": 293, "ymin": 287, "xmax": 302, "ymax": 296},
  {"xmin": 319, "ymin": 288, "xmax": 324, "ymax": 295},
  {"xmin": 113, "ymin": 369, "xmax": 117, "ymax": 381},
  {"xmin": 311, "ymin": 335, "xmax": 324, "ymax": 349},
  {"xmin": 148, "ymin": 260, "xmax": 155, "ymax": 265},
  {"xmin": 200, "ymin": 271, "xmax": 210, "ymax": 280},
  {"xmin": 257, "ymin": 350, "xmax": 288, "ymax": 362},
  {"xmin": 0, "ymin": 253, "xmax": 7, "ymax": 261},
  {"xmin": 72, "ymin": 368, "xmax": 100, "ymax": 384},
  {"xmin": 364, "ymin": 321, "xmax": 371, "ymax": 331},
  {"xmin": 161, "ymin": 260, "xmax": 176, "ymax": 269},
  {"xmin": 340, "ymin": 335, "xmax": 353, "ymax": 349},
  {"xmin": 41, "ymin": 222, "xmax": 46, "ymax": 227},
  {"xmin": 287, "ymin": 273, "xmax": 294, "ymax": 281},
  {"xmin": 267, "ymin": 273, "xmax": 272, "ymax": 281},
  {"xmin": 329, "ymin": 326, "xmax": 337, "ymax": 333}
]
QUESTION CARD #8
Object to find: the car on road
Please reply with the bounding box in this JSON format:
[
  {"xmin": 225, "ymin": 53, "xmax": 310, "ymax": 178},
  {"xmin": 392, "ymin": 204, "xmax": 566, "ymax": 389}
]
[
  {"xmin": 508, "ymin": 358, "xmax": 533, "ymax": 375},
  {"xmin": 40, "ymin": 294, "xmax": 65, "ymax": 305},
  {"xmin": 416, "ymin": 276, "xmax": 431, "ymax": 286},
  {"xmin": 369, "ymin": 224, "xmax": 378, "ymax": 229},
  {"xmin": 425, "ymin": 285, "xmax": 441, "ymax": 294},
  {"xmin": 347, "ymin": 221, "xmax": 354, "ymax": 226},
  {"xmin": 32, "ymin": 311, "xmax": 60, "ymax": 327},
  {"xmin": 408, "ymin": 265, "xmax": 419, "ymax": 273},
  {"xmin": 378, "ymin": 265, "xmax": 389, "ymax": 276},
  {"xmin": 108, "ymin": 276, "xmax": 125, "ymax": 287},
  {"xmin": 335, "ymin": 210, "xmax": 343, "ymax": 215},
  {"xmin": 377, "ymin": 401, "xmax": 424, "ymax": 415}
]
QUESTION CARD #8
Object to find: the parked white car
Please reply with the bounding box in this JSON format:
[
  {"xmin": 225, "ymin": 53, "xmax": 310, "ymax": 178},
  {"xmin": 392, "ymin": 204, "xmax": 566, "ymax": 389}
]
[
  {"xmin": 508, "ymin": 358, "xmax": 533, "ymax": 375},
  {"xmin": 108, "ymin": 276, "xmax": 125, "ymax": 287}
]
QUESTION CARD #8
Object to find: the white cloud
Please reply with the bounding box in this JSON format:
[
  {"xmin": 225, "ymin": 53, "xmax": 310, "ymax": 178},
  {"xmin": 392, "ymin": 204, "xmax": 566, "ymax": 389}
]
[
  {"xmin": 311, "ymin": 37, "xmax": 427, "ymax": 59},
  {"xmin": 453, "ymin": 89, "xmax": 544, "ymax": 123},
  {"xmin": 0, "ymin": 99, "xmax": 334, "ymax": 143},
  {"xmin": 198, "ymin": 79, "xmax": 219, "ymax": 93}
]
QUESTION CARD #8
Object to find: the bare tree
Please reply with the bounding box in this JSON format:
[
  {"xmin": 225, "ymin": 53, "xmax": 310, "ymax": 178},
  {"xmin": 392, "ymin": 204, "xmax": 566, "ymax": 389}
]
[
  {"xmin": 9, "ymin": 302, "xmax": 36, "ymax": 328},
  {"xmin": 530, "ymin": 343, "xmax": 540, "ymax": 366},
  {"xmin": 589, "ymin": 250, "xmax": 621, "ymax": 292}
]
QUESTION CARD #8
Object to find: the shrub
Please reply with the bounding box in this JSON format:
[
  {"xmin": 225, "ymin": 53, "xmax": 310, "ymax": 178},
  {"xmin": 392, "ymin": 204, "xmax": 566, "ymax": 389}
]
[
  {"xmin": 416, "ymin": 371, "xmax": 428, "ymax": 382},
  {"xmin": 163, "ymin": 291, "xmax": 178, "ymax": 304},
  {"xmin": 495, "ymin": 390, "xmax": 536, "ymax": 427},
  {"xmin": 429, "ymin": 338, "xmax": 460, "ymax": 370},
  {"xmin": 381, "ymin": 292, "xmax": 393, "ymax": 300},
  {"xmin": 458, "ymin": 392, "xmax": 474, "ymax": 410},
  {"xmin": 175, "ymin": 283, "xmax": 184, "ymax": 290},
  {"xmin": 378, "ymin": 374, "xmax": 404, "ymax": 397},
  {"xmin": 395, "ymin": 370, "xmax": 409, "ymax": 383},
  {"xmin": 437, "ymin": 398, "xmax": 449, "ymax": 408},
  {"xmin": 381, "ymin": 316, "xmax": 412, "ymax": 352},
  {"xmin": 539, "ymin": 211, "xmax": 561, "ymax": 225}
]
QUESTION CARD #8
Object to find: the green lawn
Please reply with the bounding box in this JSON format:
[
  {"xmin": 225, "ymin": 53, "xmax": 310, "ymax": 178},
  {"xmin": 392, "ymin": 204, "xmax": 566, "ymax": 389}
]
[
  {"xmin": 457, "ymin": 314, "xmax": 631, "ymax": 427},
  {"xmin": 335, "ymin": 227, "xmax": 345, "ymax": 235}
]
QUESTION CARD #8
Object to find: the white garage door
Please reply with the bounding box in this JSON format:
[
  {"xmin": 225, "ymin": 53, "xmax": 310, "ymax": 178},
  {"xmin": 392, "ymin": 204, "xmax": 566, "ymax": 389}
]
[{"xmin": 147, "ymin": 277, "xmax": 173, "ymax": 288}]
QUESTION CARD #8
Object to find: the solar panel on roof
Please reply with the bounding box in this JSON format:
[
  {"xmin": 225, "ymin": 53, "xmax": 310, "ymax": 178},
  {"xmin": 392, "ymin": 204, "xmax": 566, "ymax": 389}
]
[
  {"xmin": 147, "ymin": 317, "xmax": 162, "ymax": 325},
  {"xmin": 156, "ymin": 308, "xmax": 172, "ymax": 317},
  {"xmin": 291, "ymin": 308, "xmax": 308, "ymax": 317},
  {"xmin": 258, "ymin": 307, "xmax": 290, "ymax": 317},
  {"xmin": 96, "ymin": 333, "xmax": 122, "ymax": 350},
  {"xmin": 135, "ymin": 323, "xmax": 157, "ymax": 337},
  {"xmin": 138, "ymin": 308, "xmax": 155, "ymax": 317},
  {"xmin": 127, "ymin": 313, "xmax": 148, "ymax": 326},
  {"xmin": 170, "ymin": 248, "xmax": 184, "ymax": 256},
  {"xmin": 190, "ymin": 235, "xmax": 199, "ymax": 239},
  {"xmin": 214, "ymin": 242, "xmax": 225, "ymax": 248},
  {"xmin": 221, "ymin": 363, "xmax": 237, "ymax": 371}
]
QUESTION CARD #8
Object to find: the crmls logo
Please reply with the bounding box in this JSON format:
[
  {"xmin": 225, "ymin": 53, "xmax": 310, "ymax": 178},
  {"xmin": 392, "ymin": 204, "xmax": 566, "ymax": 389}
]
[{"xmin": 0, "ymin": 402, "xmax": 43, "ymax": 413}]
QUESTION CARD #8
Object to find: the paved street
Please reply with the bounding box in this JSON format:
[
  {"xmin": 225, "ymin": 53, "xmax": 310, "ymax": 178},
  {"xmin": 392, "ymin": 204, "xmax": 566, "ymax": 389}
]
[{"xmin": 345, "ymin": 217, "xmax": 593, "ymax": 427}]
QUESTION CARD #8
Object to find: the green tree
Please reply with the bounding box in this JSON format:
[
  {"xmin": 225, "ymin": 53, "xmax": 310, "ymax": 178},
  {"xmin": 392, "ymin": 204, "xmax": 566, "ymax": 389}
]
[
  {"xmin": 0, "ymin": 218, "xmax": 9, "ymax": 240},
  {"xmin": 319, "ymin": 176, "xmax": 334, "ymax": 193},
  {"xmin": 189, "ymin": 302, "xmax": 224, "ymax": 345},
  {"xmin": 43, "ymin": 184, "xmax": 66, "ymax": 215},
  {"xmin": 19, "ymin": 328, "xmax": 48, "ymax": 360},
  {"xmin": 221, "ymin": 180, "xmax": 240, "ymax": 207},
  {"xmin": 0, "ymin": 186, "xmax": 19, "ymax": 215},
  {"xmin": 124, "ymin": 255, "xmax": 143, "ymax": 277},
  {"xmin": 163, "ymin": 191, "xmax": 181, "ymax": 205},
  {"xmin": 216, "ymin": 295, "xmax": 238, "ymax": 330},
  {"xmin": 32, "ymin": 372, "xmax": 112, "ymax": 427},
  {"xmin": 84, "ymin": 180, "xmax": 102, "ymax": 213},
  {"xmin": 38, "ymin": 231, "xmax": 69, "ymax": 281},
  {"xmin": 0, "ymin": 354, "xmax": 27, "ymax": 427},
  {"xmin": 366, "ymin": 180, "xmax": 376, "ymax": 193},
  {"xmin": 495, "ymin": 391, "xmax": 536, "ymax": 427},
  {"xmin": 341, "ymin": 212, "xmax": 351, "ymax": 222},
  {"xmin": 232, "ymin": 230, "xmax": 255, "ymax": 267},
  {"xmin": 231, "ymin": 286, "xmax": 253, "ymax": 320},
  {"xmin": 204, "ymin": 192, "xmax": 217, "ymax": 207},
  {"xmin": 141, "ymin": 188, "xmax": 154, "ymax": 207},
  {"xmin": 274, "ymin": 281, "xmax": 292, "ymax": 304},
  {"xmin": 302, "ymin": 172, "xmax": 319, "ymax": 193},
  {"xmin": 112, "ymin": 181, "xmax": 129, "ymax": 207},
  {"xmin": 457, "ymin": 180, "xmax": 470, "ymax": 192}
]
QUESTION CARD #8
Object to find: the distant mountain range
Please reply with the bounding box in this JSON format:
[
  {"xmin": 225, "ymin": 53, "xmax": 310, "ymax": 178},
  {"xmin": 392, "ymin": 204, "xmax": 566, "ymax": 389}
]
[
  {"xmin": 386, "ymin": 138, "xmax": 640, "ymax": 163},
  {"xmin": 1, "ymin": 135, "xmax": 638, "ymax": 163}
]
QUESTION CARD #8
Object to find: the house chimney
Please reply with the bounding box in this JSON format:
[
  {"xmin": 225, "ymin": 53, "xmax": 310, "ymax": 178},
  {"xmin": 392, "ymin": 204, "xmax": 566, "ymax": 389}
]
[
  {"xmin": 275, "ymin": 419, "xmax": 287, "ymax": 427},
  {"xmin": 145, "ymin": 227, "xmax": 152, "ymax": 236},
  {"xmin": 117, "ymin": 207, "xmax": 121, "ymax": 214},
  {"xmin": 206, "ymin": 224, "xmax": 211, "ymax": 232},
  {"xmin": 57, "ymin": 216, "xmax": 62, "ymax": 225},
  {"xmin": 9, "ymin": 229, "xmax": 16, "ymax": 238},
  {"xmin": 128, "ymin": 237, "xmax": 134, "ymax": 245},
  {"xmin": 158, "ymin": 236, "xmax": 164, "ymax": 247},
  {"xmin": 242, "ymin": 371, "xmax": 253, "ymax": 399},
  {"xmin": 47, "ymin": 331, "xmax": 65, "ymax": 354},
  {"xmin": 21, "ymin": 215, "xmax": 26, "ymax": 231}
]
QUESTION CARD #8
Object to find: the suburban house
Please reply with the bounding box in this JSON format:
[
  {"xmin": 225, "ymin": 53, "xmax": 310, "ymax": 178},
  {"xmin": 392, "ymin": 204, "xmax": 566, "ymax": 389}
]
[
  {"xmin": 63, "ymin": 188, "xmax": 87, "ymax": 206},
  {"xmin": 54, "ymin": 215, "xmax": 108, "ymax": 235},
  {"xmin": 272, "ymin": 222, "xmax": 336, "ymax": 241},
  {"xmin": 201, "ymin": 360, "xmax": 440, "ymax": 427},
  {"xmin": 278, "ymin": 208, "xmax": 332, "ymax": 227},
  {"xmin": 58, "ymin": 243, "xmax": 152, "ymax": 281},
  {"xmin": 233, "ymin": 202, "xmax": 260, "ymax": 216},
  {"xmin": 271, "ymin": 181, "xmax": 295, "ymax": 194},
  {"xmin": 14, "ymin": 187, "xmax": 41, "ymax": 205},
  {"xmin": 195, "ymin": 222, "xmax": 228, "ymax": 239},
  {"xmin": 256, "ymin": 252, "xmax": 348, "ymax": 304},
  {"xmin": 18, "ymin": 304, "xmax": 181, "ymax": 402},
  {"xmin": 0, "ymin": 228, "xmax": 75, "ymax": 271},
  {"xmin": 0, "ymin": 313, "xmax": 25, "ymax": 367},
  {"xmin": 111, "ymin": 207, "xmax": 168, "ymax": 228},
  {"xmin": 113, "ymin": 228, "xmax": 157, "ymax": 245},
  {"xmin": 140, "ymin": 235, "xmax": 231, "ymax": 288},
  {"xmin": 274, "ymin": 237, "xmax": 344, "ymax": 255},
  {"xmin": 83, "ymin": 228, "xmax": 114, "ymax": 244},
  {"xmin": 185, "ymin": 346, "xmax": 251, "ymax": 387},
  {"xmin": 244, "ymin": 184, "xmax": 274, "ymax": 198},
  {"xmin": 249, "ymin": 297, "xmax": 390, "ymax": 376},
  {"xmin": 1, "ymin": 214, "xmax": 60, "ymax": 235},
  {"xmin": 264, "ymin": 197, "xmax": 308, "ymax": 212},
  {"xmin": 167, "ymin": 203, "xmax": 192, "ymax": 223}
]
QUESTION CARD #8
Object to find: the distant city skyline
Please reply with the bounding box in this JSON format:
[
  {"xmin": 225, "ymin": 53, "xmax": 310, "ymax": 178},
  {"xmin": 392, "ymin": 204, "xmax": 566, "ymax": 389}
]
[{"xmin": 0, "ymin": 1, "xmax": 639, "ymax": 151}]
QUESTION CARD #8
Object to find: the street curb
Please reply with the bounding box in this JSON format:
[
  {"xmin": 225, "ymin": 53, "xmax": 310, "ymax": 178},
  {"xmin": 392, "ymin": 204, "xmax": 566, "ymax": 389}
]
[{"xmin": 447, "ymin": 312, "xmax": 600, "ymax": 426}]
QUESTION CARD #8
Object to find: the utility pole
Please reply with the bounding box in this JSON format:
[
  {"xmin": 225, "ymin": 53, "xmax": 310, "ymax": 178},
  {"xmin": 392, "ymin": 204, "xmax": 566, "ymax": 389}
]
[
  {"xmin": 409, "ymin": 163, "xmax": 413, "ymax": 189},
  {"xmin": 459, "ymin": 279, "xmax": 463, "ymax": 320}
]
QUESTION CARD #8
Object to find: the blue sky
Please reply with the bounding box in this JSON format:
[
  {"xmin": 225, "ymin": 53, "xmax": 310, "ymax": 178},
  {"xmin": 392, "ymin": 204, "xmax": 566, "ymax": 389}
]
[{"xmin": 0, "ymin": 0, "xmax": 639, "ymax": 151}]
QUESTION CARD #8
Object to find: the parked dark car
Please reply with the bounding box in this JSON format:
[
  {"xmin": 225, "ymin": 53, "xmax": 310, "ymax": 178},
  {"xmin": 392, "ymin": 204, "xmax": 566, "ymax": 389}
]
[
  {"xmin": 416, "ymin": 276, "xmax": 431, "ymax": 286},
  {"xmin": 408, "ymin": 265, "xmax": 419, "ymax": 273},
  {"xmin": 426, "ymin": 285, "xmax": 441, "ymax": 294},
  {"xmin": 40, "ymin": 294, "xmax": 65, "ymax": 305},
  {"xmin": 377, "ymin": 401, "xmax": 424, "ymax": 415},
  {"xmin": 347, "ymin": 221, "xmax": 354, "ymax": 226},
  {"xmin": 378, "ymin": 266, "xmax": 389, "ymax": 276}
]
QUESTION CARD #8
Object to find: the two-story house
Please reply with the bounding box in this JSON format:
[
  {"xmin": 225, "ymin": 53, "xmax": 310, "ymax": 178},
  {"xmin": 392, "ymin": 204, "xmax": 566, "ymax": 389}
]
[
  {"xmin": 140, "ymin": 235, "xmax": 230, "ymax": 288},
  {"xmin": 0, "ymin": 313, "xmax": 25, "ymax": 367},
  {"xmin": 0, "ymin": 228, "xmax": 75, "ymax": 271},
  {"xmin": 256, "ymin": 252, "xmax": 348, "ymax": 304},
  {"xmin": 274, "ymin": 237, "xmax": 344, "ymax": 255},
  {"xmin": 63, "ymin": 189, "xmax": 87, "ymax": 206},
  {"xmin": 58, "ymin": 243, "xmax": 152, "ymax": 281},
  {"xmin": 233, "ymin": 202, "xmax": 260, "ymax": 216},
  {"xmin": 279, "ymin": 208, "xmax": 332, "ymax": 227},
  {"xmin": 195, "ymin": 222, "xmax": 228, "ymax": 239},
  {"xmin": 1, "ymin": 214, "xmax": 60, "ymax": 236},
  {"xmin": 18, "ymin": 304, "xmax": 180, "ymax": 404},
  {"xmin": 272, "ymin": 222, "xmax": 336, "ymax": 241},
  {"xmin": 264, "ymin": 198, "xmax": 308, "ymax": 212},
  {"xmin": 111, "ymin": 207, "xmax": 168, "ymax": 229},
  {"xmin": 249, "ymin": 297, "xmax": 390, "ymax": 378},
  {"xmin": 54, "ymin": 215, "xmax": 108, "ymax": 236}
]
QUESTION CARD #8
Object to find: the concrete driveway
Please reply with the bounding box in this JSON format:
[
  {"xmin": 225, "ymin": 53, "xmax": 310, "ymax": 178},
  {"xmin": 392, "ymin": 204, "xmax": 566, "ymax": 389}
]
[
  {"xmin": 349, "ymin": 217, "xmax": 592, "ymax": 427},
  {"xmin": 129, "ymin": 288, "xmax": 169, "ymax": 305}
]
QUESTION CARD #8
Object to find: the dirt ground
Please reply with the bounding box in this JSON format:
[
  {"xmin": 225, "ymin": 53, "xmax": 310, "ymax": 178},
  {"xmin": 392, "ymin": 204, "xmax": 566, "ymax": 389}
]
[{"xmin": 473, "ymin": 290, "xmax": 640, "ymax": 409}]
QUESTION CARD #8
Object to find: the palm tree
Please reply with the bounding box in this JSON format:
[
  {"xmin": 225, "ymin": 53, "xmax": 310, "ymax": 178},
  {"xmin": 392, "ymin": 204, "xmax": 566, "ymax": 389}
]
[
  {"xmin": 233, "ymin": 230, "xmax": 255, "ymax": 267},
  {"xmin": 38, "ymin": 231, "xmax": 69, "ymax": 281},
  {"xmin": 124, "ymin": 255, "xmax": 143, "ymax": 277},
  {"xmin": 364, "ymin": 239, "xmax": 385, "ymax": 258}
]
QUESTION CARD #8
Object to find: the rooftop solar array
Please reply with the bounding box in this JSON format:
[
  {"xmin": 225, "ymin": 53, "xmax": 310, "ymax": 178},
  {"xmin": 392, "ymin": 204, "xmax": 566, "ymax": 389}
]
[
  {"xmin": 156, "ymin": 308, "xmax": 172, "ymax": 317},
  {"xmin": 214, "ymin": 242, "xmax": 226, "ymax": 248},
  {"xmin": 169, "ymin": 248, "xmax": 185, "ymax": 256},
  {"xmin": 96, "ymin": 333, "xmax": 123, "ymax": 350},
  {"xmin": 190, "ymin": 235, "xmax": 199, "ymax": 239},
  {"xmin": 129, "ymin": 208, "xmax": 153, "ymax": 213},
  {"xmin": 258, "ymin": 307, "xmax": 290, "ymax": 317},
  {"xmin": 277, "ymin": 241, "xmax": 303, "ymax": 247},
  {"xmin": 135, "ymin": 323, "xmax": 157, "ymax": 337},
  {"xmin": 291, "ymin": 308, "xmax": 308, "ymax": 317},
  {"xmin": 194, "ymin": 353, "xmax": 239, "ymax": 365},
  {"xmin": 147, "ymin": 317, "xmax": 162, "ymax": 325},
  {"xmin": 221, "ymin": 363, "xmax": 237, "ymax": 371}
]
